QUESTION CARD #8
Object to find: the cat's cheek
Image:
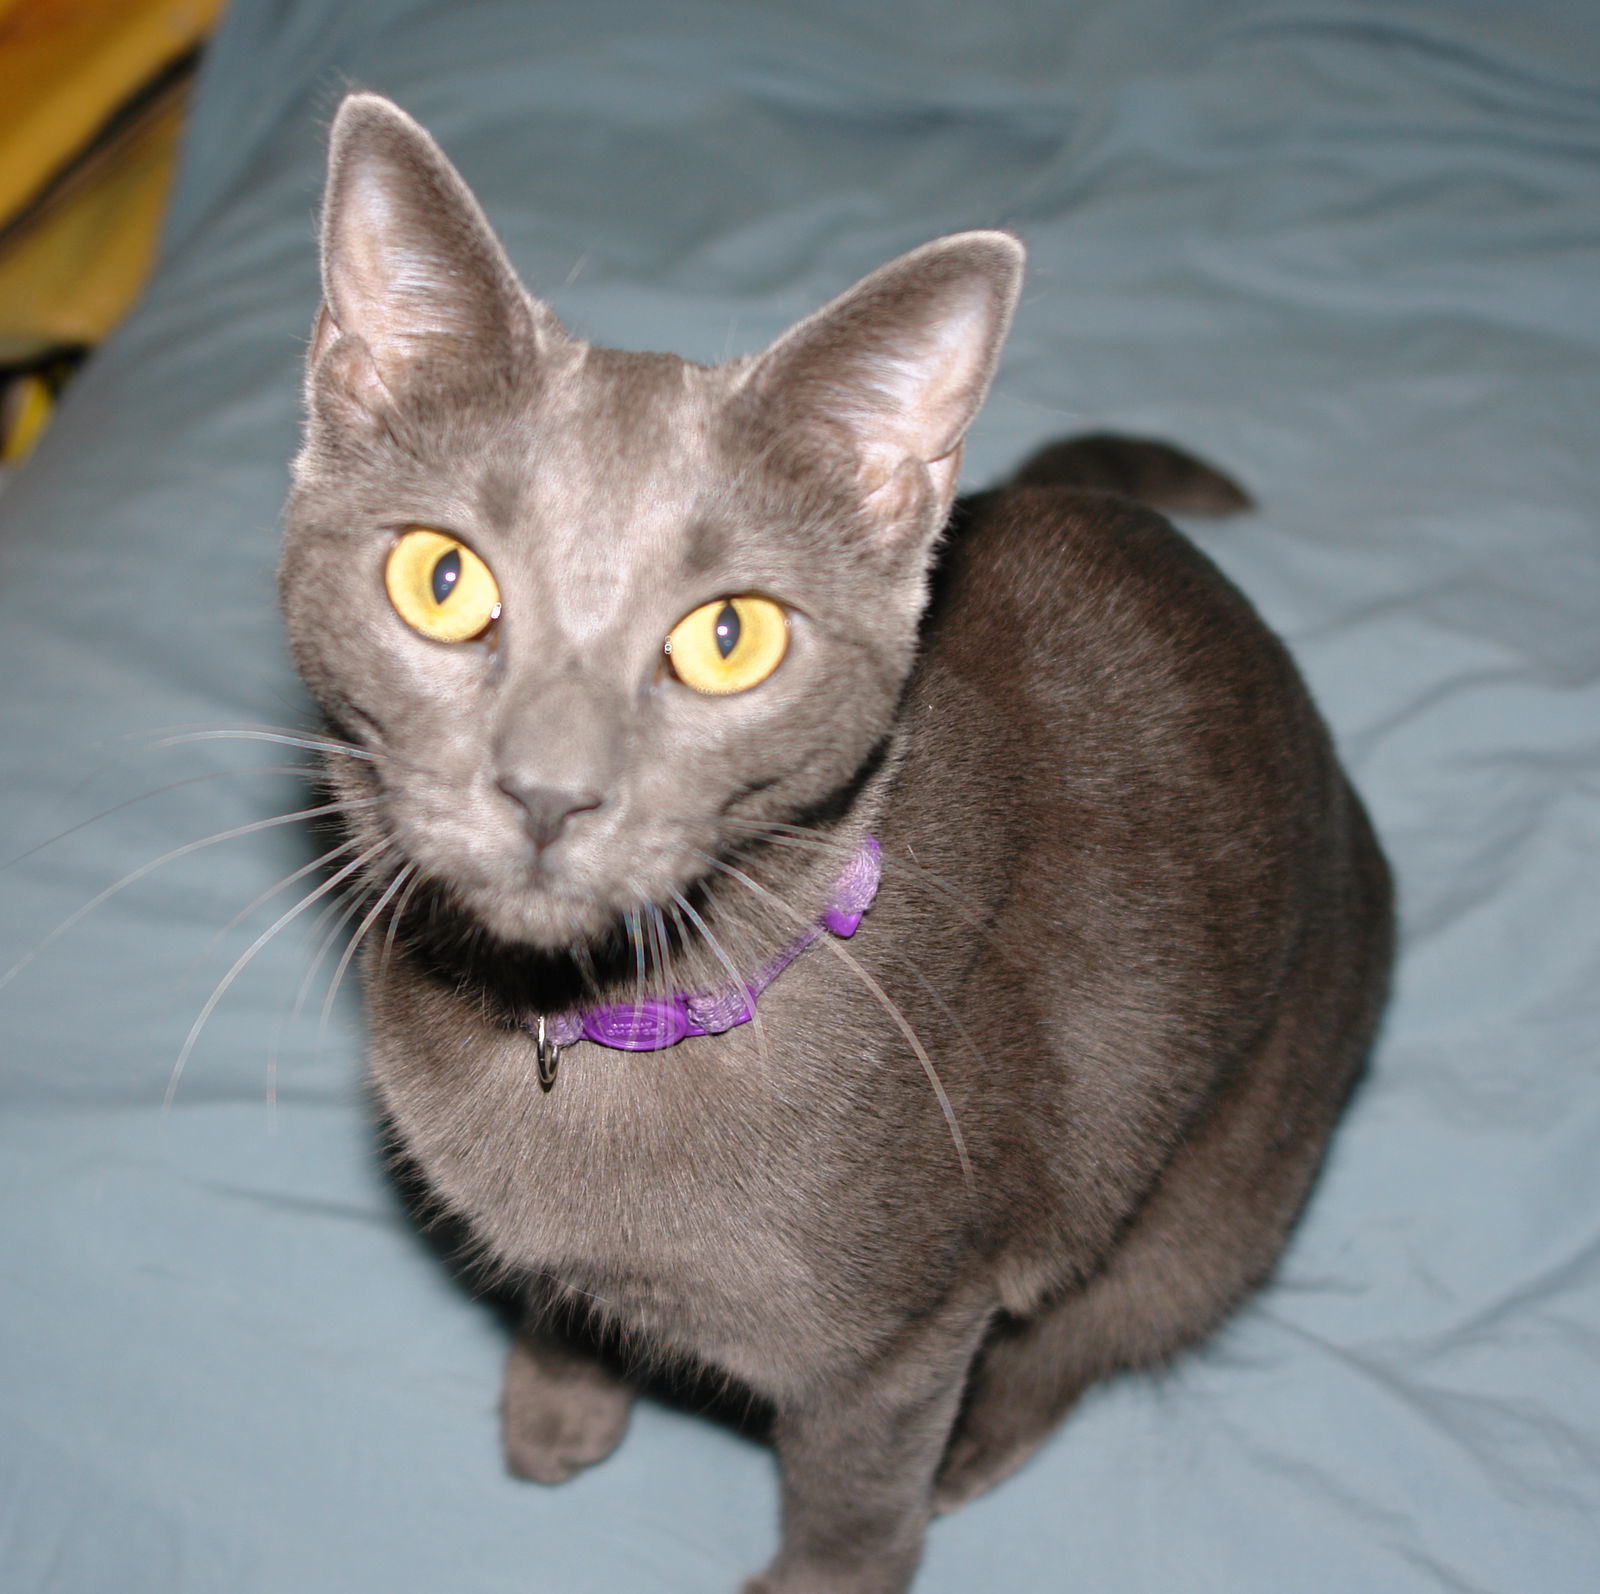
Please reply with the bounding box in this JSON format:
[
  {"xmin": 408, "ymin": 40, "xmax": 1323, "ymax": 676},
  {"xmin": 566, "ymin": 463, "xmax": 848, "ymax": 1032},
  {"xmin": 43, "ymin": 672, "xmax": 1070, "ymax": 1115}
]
[
  {"xmin": 379, "ymin": 632, "xmax": 495, "ymax": 707},
  {"xmin": 282, "ymin": 574, "xmax": 492, "ymax": 744},
  {"xmin": 380, "ymin": 795, "xmax": 501, "ymax": 897},
  {"xmin": 687, "ymin": 686, "xmax": 891, "ymax": 814}
]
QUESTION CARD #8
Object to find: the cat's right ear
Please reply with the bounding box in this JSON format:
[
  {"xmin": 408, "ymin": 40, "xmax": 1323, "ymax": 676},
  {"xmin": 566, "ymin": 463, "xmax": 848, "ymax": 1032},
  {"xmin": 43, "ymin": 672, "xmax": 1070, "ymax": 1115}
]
[
  {"xmin": 737, "ymin": 231, "xmax": 1024, "ymax": 549},
  {"xmin": 308, "ymin": 93, "xmax": 559, "ymax": 425}
]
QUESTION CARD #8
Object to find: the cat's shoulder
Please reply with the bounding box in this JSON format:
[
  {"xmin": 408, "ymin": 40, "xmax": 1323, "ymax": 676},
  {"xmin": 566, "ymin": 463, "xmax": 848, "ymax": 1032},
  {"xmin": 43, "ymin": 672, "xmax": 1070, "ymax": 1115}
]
[{"xmin": 932, "ymin": 484, "xmax": 1280, "ymax": 674}]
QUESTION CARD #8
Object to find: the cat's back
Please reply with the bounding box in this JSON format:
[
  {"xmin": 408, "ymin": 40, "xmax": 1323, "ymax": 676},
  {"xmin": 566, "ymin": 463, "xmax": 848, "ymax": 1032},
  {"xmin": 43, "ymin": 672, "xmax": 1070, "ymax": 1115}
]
[
  {"xmin": 907, "ymin": 483, "xmax": 1341, "ymax": 880},
  {"xmin": 891, "ymin": 480, "xmax": 1388, "ymax": 1123},
  {"xmin": 884, "ymin": 482, "xmax": 1390, "ymax": 1310},
  {"xmin": 929, "ymin": 485, "xmax": 1311, "ymax": 760}
]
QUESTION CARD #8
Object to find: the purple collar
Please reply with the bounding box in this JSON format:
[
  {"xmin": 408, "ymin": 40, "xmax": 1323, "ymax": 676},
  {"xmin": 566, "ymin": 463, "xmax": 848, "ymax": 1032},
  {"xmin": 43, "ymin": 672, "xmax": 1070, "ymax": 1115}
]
[{"xmin": 525, "ymin": 835, "xmax": 881, "ymax": 1084}]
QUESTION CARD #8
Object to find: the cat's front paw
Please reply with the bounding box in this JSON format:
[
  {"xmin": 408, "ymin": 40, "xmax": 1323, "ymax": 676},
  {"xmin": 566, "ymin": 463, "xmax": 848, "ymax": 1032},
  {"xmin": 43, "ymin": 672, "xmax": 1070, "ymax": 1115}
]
[
  {"xmin": 932, "ymin": 1425, "xmax": 1037, "ymax": 1513},
  {"xmin": 501, "ymin": 1334, "xmax": 635, "ymax": 1485},
  {"xmin": 737, "ymin": 1559, "xmax": 917, "ymax": 1594},
  {"xmin": 934, "ymin": 1394, "xmax": 1068, "ymax": 1514}
]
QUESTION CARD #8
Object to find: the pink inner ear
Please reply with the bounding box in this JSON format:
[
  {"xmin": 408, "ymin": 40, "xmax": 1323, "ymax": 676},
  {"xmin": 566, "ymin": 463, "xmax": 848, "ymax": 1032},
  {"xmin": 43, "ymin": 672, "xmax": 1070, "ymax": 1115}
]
[
  {"xmin": 924, "ymin": 442, "xmax": 964, "ymax": 505},
  {"xmin": 775, "ymin": 248, "xmax": 1020, "ymax": 516},
  {"xmin": 859, "ymin": 448, "xmax": 961, "ymax": 532},
  {"xmin": 309, "ymin": 306, "xmax": 338, "ymax": 366},
  {"xmin": 876, "ymin": 293, "xmax": 997, "ymax": 464},
  {"xmin": 311, "ymin": 324, "xmax": 400, "ymax": 423},
  {"xmin": 318, "ymin": 100, "xmax": 550, "ymax": 394}
]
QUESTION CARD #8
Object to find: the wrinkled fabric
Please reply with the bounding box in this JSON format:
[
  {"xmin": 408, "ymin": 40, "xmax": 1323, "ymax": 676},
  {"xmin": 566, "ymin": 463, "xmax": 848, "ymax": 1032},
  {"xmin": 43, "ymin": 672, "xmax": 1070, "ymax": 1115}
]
[{"xmin": 1, "ymin": 3, "xmax": 1596, "ymax": 1591}]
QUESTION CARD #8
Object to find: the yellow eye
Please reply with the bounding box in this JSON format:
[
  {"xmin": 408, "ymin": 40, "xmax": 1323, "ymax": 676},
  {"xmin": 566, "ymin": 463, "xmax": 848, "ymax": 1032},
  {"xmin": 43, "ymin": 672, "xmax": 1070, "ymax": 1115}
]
[
  {"xmin": 665, "ymin": 595, "xmax": 789, "ymax": 695},
  {"xmin": 384, "ymin": 529, "xmax": 501, "ymax": 643}
]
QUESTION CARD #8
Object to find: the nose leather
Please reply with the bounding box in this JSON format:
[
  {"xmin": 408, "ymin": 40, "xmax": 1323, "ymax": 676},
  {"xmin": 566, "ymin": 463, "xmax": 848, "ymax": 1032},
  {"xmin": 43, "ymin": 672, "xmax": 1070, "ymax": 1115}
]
[{"xmin": 497, "ymin": 779, "xmax": 603, "ymax": 850}]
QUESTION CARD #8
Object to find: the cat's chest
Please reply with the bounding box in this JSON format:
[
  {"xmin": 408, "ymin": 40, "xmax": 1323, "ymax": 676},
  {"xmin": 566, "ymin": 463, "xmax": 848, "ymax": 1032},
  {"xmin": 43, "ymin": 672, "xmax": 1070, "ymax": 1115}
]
[{"xmin": 369, "ymin": 989, "xmax": 885, "ymax": 1386}]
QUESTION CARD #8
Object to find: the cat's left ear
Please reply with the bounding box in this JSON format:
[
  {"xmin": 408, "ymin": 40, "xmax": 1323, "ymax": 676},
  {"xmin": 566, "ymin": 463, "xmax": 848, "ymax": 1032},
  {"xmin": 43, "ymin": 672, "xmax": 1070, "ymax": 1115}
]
[
  {"xmin": 309, "ymin": 92, "xmax": 559, "ymax": 422},
  {"xmin": 741, "ymin": 231, "xmax": 1024, "ymax": 537}
]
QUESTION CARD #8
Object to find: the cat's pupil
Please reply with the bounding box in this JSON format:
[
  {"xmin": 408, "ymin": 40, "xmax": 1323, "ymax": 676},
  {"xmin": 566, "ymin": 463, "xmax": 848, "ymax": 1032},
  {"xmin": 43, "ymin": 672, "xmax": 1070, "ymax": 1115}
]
[
  {"xmin": 714, "ymin": 601, "xmax": 740, "ymax": 660},
  {"xmin": 431, "ymin": 548, "xmax": 462, "ymax": 605}
]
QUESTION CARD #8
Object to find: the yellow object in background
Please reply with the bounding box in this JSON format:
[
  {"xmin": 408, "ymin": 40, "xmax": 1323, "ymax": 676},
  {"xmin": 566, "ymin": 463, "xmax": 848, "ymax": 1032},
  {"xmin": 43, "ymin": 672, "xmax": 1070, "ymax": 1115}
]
[
  {"xmin": 0, "ymin": 369, "xmax": 57, "ymax": 464},
  {"xmin": 0, "ymin": 0, "xmax": 223, "ymax": 223},
  {"xmin": 0, "ymin": 77, "xmax": 189, "ymax": 364},
  {"xmin": 0, "ymin": 0, "xmax": 226, "ymax": 461}
]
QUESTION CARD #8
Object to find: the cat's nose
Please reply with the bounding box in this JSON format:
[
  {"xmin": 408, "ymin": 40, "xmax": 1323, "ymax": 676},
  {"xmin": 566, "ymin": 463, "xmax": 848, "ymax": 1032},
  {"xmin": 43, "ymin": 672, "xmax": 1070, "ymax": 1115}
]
[{"xmin": 497, "ymin": 779, "xmax": 603, "ymax": 851}]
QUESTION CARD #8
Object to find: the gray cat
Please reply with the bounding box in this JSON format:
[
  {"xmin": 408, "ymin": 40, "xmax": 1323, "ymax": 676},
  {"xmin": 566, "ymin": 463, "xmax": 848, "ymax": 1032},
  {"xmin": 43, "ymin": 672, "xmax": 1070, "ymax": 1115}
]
[{"xmin": 281, "ymin": 92, "xmax": 1392, "ymax": 1594}]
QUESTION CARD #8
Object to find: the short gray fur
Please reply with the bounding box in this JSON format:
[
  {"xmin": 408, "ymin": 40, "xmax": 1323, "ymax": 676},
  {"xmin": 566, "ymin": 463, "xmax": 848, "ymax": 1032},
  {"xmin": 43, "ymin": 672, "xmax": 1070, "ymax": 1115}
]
[{"xmin": 281, "ymin": 93, "xmax": 1391, "ymax": 1594}]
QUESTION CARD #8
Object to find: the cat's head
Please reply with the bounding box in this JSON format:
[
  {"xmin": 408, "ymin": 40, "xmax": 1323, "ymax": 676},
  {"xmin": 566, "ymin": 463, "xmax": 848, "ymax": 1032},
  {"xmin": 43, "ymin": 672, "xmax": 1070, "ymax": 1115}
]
[{"xmin": 282, "ymin": 93, "xmax": 1021, "ymax": 954}]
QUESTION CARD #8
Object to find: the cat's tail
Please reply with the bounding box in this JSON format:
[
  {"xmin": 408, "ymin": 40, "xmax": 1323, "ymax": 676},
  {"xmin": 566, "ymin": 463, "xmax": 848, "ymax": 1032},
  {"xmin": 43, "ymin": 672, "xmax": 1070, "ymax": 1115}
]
[{"xmin": 1006, "ymin": 432, "xmax": 1253, "ymax": 516}]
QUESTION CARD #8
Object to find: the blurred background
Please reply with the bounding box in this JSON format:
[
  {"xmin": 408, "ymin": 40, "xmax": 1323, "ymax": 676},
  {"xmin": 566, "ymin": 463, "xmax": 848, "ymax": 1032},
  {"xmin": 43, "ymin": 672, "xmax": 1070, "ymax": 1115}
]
[
  {"xmin": 0, "ymin": 4, "xmax": 1596, "ymax": 1592},
  {"xmin": 0, "ymin": 0, "xmax": 225, "ymax": 470}
]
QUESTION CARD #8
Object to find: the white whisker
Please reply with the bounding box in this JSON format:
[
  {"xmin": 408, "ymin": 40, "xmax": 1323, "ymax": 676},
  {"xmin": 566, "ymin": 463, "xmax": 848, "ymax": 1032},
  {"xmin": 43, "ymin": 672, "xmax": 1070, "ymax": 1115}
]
[
  {"xmin": 320, "ymin": 862, "xmax": 416, "ymax": 1032},
  {"xmin": 164, "ymin": 836, "xmax": 395, "ymax": 1110},
  {"xmin": 22, "ymin": 720, "xmax": 354, "ymax": 789},
  {"xmin": 648, "ymin": 904, "xmax": 672, "ymax": 1001},
  {"xmin": 0, "ymin": 796, "xmax": 383, "ymax": 992},
  {"xmin": 189, "ymin": 834, "xmax": 368, "ymax": 979},
  {"xmin": 291, "ymin": 870, "xmax": 382, "ymax": 1029},
  {"xmin": 266, "ymin": 862, "xmax": 410, "ymax": 1106},
  {"xmin": 671, "ymin": 887, "xmax": 772, "ymax": 1076},
  {"xmin": 149, "ymin": 726, "xmax": 376, "ymax": 760},
  {"xmin": 573, "ymin": 936, "xmax": 599, "ymax": 994},
  {"xmin": 378, "ymin": 864, "xmax": 425, "ymax": 976},
  {"xmin": 723, "ymin": 817, "xmax": 998, "ymax": 948},
  {"xmin": 626, "ymin": 907, "xmax": 647, "ymax": 1019},
  {"xmin": 2, "ymin": 763, "xmax": 325, "ymax": 874},
  {"xmin": 704, "ymin": 853, "xmax": 975, "ymax": 1192}
]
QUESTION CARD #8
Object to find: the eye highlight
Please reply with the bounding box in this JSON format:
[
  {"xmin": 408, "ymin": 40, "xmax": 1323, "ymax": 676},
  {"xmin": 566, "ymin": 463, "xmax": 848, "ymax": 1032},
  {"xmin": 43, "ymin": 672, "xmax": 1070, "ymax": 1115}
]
[
  {"xmin": 385, "ymin": 529, "xmax": 501, "ymax": 643},
  {"xmin": 666, "ymin": 596, "xmax": 788, "ymax": 695}
]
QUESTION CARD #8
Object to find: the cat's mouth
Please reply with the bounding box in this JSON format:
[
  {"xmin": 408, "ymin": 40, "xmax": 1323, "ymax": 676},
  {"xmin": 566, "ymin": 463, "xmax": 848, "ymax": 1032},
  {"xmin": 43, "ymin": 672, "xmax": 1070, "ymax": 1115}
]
[{"xmin": 439, "ymin": 835, "xmax": 713, "ymax": 956}]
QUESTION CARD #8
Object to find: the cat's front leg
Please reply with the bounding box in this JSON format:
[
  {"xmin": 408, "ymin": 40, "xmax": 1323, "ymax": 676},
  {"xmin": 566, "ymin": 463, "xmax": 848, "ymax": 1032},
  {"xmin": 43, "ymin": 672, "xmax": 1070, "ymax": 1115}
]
[
  {"xmin": 741, "ymin": 1302, "xmax": 991, "ymax": 1594},
  {"xmin": 501, "ymin": 1322, "xmax": 635, "ymax": 1485}
]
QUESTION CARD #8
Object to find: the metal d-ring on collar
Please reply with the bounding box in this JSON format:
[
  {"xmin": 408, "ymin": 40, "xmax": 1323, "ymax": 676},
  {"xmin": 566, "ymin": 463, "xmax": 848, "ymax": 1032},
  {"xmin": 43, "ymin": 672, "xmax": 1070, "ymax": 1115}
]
[
  {"xmin": 525, "ymin": 835, "xmax": 881, "ymax": 1090},
  {"xmin": 534, "ymin": 1015, "xmax": 561, "ymax": 1091}
]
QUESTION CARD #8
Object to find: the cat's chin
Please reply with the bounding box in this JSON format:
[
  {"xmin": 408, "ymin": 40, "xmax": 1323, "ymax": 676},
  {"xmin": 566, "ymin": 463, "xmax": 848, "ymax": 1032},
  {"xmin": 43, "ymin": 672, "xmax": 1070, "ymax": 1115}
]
[{"xmin": 458, "ymin": 882, "xmax": 625, "ymax": 954}]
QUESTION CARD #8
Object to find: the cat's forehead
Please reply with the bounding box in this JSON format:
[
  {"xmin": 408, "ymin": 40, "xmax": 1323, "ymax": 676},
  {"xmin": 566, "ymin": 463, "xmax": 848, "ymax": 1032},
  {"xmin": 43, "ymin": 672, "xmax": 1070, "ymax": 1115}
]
[
  {"xmin": 489, "ymin": 347, "xmax": 737, "ymax": 642},
  {"xmin": 519, "ymin": 347, "xmax": 717, "ymax": 520}
]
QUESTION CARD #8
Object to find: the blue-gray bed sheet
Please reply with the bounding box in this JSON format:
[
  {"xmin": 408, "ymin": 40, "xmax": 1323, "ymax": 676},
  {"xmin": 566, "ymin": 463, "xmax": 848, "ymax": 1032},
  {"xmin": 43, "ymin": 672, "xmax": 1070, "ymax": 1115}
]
[{"xmin": 2, "ymin": 2, "xmax": 1597, "ymax": 1590}]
